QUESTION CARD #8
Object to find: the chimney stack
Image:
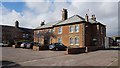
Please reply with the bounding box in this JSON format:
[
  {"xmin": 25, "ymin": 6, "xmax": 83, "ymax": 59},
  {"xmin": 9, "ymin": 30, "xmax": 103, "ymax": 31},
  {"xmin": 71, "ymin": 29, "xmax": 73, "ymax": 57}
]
[
  {"xmin": 91, "ymin": 15, "xmax": 96, "ymax": 21},
  {"xmin": 85, "ymin": 14, "xmax": 89, "ymax": 22},
  {"xmin": 41, "ymin": 21, "xmax": 45, "ymax": 26},
  {"xmin": 62, "ymin": 8, "xmax": 68, "ymax": 20},
  {"xmin": 15, "ymin": 20, "xmax": 19, "ymax": 28}
]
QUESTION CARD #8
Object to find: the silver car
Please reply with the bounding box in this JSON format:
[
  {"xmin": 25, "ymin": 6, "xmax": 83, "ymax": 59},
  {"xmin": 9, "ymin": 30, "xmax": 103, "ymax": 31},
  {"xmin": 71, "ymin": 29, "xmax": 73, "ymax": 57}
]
[{"xmin": 0, "ymin": 43, "xmax": 3, "ymax": 47}]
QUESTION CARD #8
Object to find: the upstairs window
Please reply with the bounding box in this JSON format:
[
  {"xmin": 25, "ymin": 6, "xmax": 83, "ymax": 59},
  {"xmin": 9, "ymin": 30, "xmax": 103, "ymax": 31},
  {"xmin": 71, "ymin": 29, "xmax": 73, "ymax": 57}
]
[
  {"xmin": 37, "ymin": 30, "xmax": 39, "ymax": 34},
  {"xmin": 75, "ymin": 25, "xmax": 79, "ymax": 32},
  {"xmin": 97, "ymin": 25, "xmax": 99, "ymax": 30},
  {"xmin": 101, "ymin": 27, "xmax": 103, "ymax": 34},
  {"xmin": 58, "ymin": 27, "xmax": 62, "ymax": 34},
  {"xmin": 23, "ymin": 34, "xmax": 29, "ymax": 38},
  {"xmin": 69, "ymin": 25, "xmax": 74, "ymax": 33}
]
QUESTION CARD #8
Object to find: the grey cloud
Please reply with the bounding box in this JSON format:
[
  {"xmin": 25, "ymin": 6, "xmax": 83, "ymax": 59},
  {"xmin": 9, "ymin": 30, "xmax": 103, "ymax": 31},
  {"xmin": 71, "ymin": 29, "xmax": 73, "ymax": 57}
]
[{"xmin": 1, "ymin": 2, "xmax": 118, "ymax": 37}]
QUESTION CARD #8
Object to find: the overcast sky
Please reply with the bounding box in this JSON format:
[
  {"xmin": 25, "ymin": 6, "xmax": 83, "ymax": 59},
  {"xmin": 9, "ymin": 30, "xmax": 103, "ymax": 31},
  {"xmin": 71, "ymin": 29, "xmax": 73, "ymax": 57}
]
[{"xmin": 0, "ymin": 0, "xmax": 119, "ymax": 37}]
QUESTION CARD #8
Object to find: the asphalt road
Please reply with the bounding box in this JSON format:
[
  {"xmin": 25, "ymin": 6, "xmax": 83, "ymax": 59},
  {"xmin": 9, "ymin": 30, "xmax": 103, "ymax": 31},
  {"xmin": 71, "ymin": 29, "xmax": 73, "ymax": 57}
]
[{"xmin": 1, "ymin": 47, "xmax": 119, "ymax": 67}]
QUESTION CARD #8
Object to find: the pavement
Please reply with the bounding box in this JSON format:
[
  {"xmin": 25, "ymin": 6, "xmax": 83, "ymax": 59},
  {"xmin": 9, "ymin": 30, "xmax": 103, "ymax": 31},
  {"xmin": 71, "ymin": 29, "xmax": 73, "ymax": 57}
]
[{"xmin": 1, "ymin": 47, "xmax": 119, "ymax": 67}]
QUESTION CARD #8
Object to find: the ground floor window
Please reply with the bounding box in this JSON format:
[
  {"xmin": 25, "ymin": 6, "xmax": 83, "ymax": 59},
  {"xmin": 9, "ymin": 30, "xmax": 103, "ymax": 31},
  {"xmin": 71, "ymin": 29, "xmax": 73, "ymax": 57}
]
[
  {"xmin": 69, "ymin": 37, "xmax": 79, "ymax": 45},
  {"xmin": 75, "ymin": 37, "xmax": 79, "ymax": 45},
  {"xmin": 70, "ymin": 38, "xmax": 74, "ymax": 45},
  {"xmin": 58, "ymin": 38, "xmax": 62, "ymax": 43}
]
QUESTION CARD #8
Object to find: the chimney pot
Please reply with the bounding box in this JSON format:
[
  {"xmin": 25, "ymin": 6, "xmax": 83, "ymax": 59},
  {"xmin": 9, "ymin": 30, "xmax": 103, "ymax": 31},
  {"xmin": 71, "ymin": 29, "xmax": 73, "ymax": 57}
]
[
  {"xmin": 85, "ymin": 14, "xmax": 89, "ymax": 22},
  {"xmin": 62, "ymin": 8, "xmax": 68, "ymax": 20},
  {"xmin": 15, "ymin": 20, "xmax": 19, "ymax": 28},
  {"xmin": 41, "ymin": 21, "xmax": 45, "ymax": 26},
  {"xmin": 91, "ymin": 14, "xmax": 96, "ymax": 21}
]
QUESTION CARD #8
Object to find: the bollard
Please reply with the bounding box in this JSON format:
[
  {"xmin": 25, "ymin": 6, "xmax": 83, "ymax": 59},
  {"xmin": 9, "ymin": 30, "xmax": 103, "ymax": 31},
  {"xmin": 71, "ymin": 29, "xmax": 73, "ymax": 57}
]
[
  {"xmin": 12, "ymin": 45, "xmax": 16, "ymax": 48},
  {"xmin": 65, "ymin": 48, "xmax": 68, "ymax": 55},
  {"xmin": 85, "ymin": 47, "xmax": 88, "ymax": 53}
]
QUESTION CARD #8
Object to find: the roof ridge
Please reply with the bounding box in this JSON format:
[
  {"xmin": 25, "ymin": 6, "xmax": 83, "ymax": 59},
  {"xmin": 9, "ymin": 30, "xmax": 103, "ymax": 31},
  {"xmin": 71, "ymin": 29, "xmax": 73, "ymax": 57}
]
[{"xmin": 67, "ymin": 14, "xmax": 85, "ymax": 21}]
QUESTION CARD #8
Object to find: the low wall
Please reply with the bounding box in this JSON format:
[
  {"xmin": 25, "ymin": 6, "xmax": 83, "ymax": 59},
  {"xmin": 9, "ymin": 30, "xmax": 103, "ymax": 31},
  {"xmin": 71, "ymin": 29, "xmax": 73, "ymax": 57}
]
[
  {"xmin": 33, "ymin": 46, "xmax": 39, "ymax": 51},
  {"xmin": 39, "ymin": 46, "xmax": 49, "ymax": 50},
  {"xmin": 87, "ymin": 46, "xmax": 98, "ymax": 52},
  {"xmin": 32, "ymin": 45, "xmax": 49, "ymax": 51},
  {"xmin": 12, "ymin": 44, "xmax": 20, "ymax": 48},
  {"xmin": 66, "ymin": 46, "xmax": 104, "ymax": 54},
  {"xmin": 67, "ymin": 47, "xmax": 86, "ymax": 54}
]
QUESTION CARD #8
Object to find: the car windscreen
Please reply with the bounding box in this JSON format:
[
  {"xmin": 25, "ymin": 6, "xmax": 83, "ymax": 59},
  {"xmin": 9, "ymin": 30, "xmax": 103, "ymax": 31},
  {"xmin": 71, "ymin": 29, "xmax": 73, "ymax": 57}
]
[{"xmin": 55, "ymin": 43, "xmax": 63, "ymax": 46}]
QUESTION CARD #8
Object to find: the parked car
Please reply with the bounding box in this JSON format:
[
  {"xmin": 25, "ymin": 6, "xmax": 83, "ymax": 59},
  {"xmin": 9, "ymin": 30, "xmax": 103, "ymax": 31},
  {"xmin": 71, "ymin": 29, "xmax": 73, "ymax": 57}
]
[
  {"xmin": 20, "ymin": 42, "xmax": 29, "ymax": 48},
  {"xmin": 26, "ymin": 42, "xmax": 35, "ymax": 49},
  {"xmin": 32, "ymin": 42, "xmax": 49, "ymax": 50},
  {"xmin": 49, "ymin": 43, "xmax": 67, "ymax": 51},
  {"xmin": 15, "ymin": 42, "xmax": 22, "ymax": 47},
  {"xmin": 0, "ymin": 43, "xmax": 3, "ymax": 47}
]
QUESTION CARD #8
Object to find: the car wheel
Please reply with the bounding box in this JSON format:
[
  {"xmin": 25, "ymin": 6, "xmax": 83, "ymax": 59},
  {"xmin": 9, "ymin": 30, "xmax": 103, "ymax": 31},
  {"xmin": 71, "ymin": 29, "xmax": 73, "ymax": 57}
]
[{"xmin": 55, "ymin": 48, "xmax": 59, "ymax": 51}]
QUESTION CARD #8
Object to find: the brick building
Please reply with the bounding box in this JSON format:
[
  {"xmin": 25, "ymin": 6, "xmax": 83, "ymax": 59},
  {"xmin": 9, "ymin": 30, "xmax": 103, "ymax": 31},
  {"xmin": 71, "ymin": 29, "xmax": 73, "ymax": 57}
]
[
  {"xmin": 34, "ymin": 8, "xmax": 106, "ymax": 49},
  {"xmin": 0, "ymin": 21, "xmax": 33, "ymax": 45}
]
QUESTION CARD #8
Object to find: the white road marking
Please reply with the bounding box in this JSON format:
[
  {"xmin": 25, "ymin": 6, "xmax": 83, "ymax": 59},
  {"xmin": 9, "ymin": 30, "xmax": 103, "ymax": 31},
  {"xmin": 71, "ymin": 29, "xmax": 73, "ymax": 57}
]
[
  {"xmin": 20, "ymin": 59, "xmax": 38, "ymax": 64},
  {"xmin": 107, "ymin": 59, "xmax": 118, "ymax": 66}
]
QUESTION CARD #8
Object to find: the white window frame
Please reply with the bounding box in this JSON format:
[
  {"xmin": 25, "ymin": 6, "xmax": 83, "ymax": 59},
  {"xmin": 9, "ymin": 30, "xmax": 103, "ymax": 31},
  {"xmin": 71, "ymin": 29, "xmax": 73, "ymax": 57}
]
[
  {"xmin": 75, "ymin": 37, "xmax": 79, "ymax": 45},
  {"xmin": 75, "ymin": 25, "xmax": 79, "ymax": 32},
  {"xmin": 70, "ymin": 38, "xmax": 74, "ymax": 45},
  {"xmin": 58, "ymin": 27, "xmax": 62, "ymax": 34},
  {"xmin": 69, "ymin": 25, "xmax": 74, "ymax": 33}
]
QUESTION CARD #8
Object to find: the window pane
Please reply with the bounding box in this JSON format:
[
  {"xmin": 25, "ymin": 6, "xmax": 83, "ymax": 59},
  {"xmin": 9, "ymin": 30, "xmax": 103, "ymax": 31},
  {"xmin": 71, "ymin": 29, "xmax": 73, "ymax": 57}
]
[
  {"xmin": 75, "ymin": 37, "xmax": 79, "ymax": 44},
  {"xmin": 70, "ymin": 26, "xmax": 74, "ymax": 33},
  {"xmin": 37, "ymin": 31, "xmax": 39, "ymax": 34},
  {"xmin": 58, "ymin": 27, "xmax": 62, "ymax": 34},
  {"xmin": 70, "ymin": 38, "xmax": 74, "ymax": 44},
  {"xmin": 75, "ymin": 25, "xmax": 79, "ymax": 32}
]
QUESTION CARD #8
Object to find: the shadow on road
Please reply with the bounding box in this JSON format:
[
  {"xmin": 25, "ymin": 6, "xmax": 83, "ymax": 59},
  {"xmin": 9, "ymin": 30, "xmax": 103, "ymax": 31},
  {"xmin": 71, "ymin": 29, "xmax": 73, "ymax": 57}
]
[
  {"xmin": 100, "ymin": 48, "xmax": 120, "ymax": 51},
  {"xmin": 1, "ymin": 60, "xmax": 21, "ymax": 68}
]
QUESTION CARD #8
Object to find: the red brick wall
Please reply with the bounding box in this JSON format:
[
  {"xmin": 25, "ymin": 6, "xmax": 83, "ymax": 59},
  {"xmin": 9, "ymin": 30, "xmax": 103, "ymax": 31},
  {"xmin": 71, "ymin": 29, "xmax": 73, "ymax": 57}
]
[
  {"xmin": 85, "ymin": 22, "xmax": 92, "ymax": 47},
  {"xmin": 53, "ymin": 23, "xmax": 84, "ymax": 48},
  {"xmin": 2, "ymin": 26, "xmax": 33, "ymax": 43},
  {"xmin": 92, "ymin": 24, "xmax": 106, "ymax": 48},
  {"xmin": 34, "ymin": 22, "xmax": 106, "ymax": 49}
]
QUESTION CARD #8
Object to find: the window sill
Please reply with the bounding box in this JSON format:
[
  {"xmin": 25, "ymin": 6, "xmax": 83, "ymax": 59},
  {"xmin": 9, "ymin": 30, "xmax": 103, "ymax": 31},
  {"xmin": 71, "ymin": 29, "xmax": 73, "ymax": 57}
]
[
  {"xmin": 69, "ymin": 32, "xmax": 74, "ymax": 33},
  {"xmin": 75, "ymin": 31, "xmax": 79, "ymax": 33},
  {"xmin": 75, "ymin": 44, "xmax": 79, "ymax": 45},
  {"xmin": 70, "ymin": 44, "xmax": 74, "ymax": 45},
  {"xmin": 58, "ymin": 33, "xmax": 62, "ymax": 34}
]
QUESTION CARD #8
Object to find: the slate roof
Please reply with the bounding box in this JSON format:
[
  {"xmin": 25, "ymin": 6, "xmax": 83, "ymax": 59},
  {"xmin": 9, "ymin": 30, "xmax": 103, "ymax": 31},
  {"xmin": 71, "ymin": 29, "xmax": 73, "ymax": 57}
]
[
  {"xmin": 89, "ymin": 18, "xmax": 99, "ymax": 23},
  {"xmin": 55, "ymin": 15, "xmax": 85, "ymax": 26},
  {"xmin": 35, "ymin": 14, "xmax": 105, "ymax": 29},
  {"xmin": 35, "ymin": 21, "xmax": 61, "ymax": 29},
  {"xmin": 0, "ymin": 25, "xmax": 33, "ymax": 33},
  {"xmin": 35, "ymin": 15, "xmax": 85, "ymax": 29}
]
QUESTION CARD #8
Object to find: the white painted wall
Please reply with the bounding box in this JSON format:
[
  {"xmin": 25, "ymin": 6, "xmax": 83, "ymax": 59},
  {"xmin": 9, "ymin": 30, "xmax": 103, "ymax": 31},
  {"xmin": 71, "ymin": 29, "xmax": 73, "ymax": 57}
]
[{"xmin": 105, "ymin": 37, "xmax": 110, "ymax": 48}]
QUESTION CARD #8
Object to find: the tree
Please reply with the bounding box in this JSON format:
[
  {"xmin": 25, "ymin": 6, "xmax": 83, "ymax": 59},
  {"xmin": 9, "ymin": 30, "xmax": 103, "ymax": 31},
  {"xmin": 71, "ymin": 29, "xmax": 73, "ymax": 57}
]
[{"xmin": 35, "ymin": 29, "xmax": 57, "ymax": 45}]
